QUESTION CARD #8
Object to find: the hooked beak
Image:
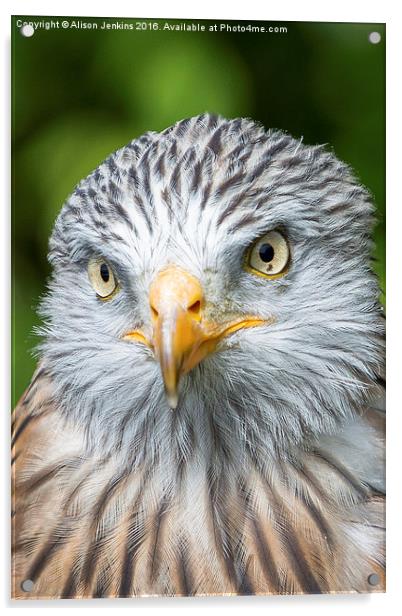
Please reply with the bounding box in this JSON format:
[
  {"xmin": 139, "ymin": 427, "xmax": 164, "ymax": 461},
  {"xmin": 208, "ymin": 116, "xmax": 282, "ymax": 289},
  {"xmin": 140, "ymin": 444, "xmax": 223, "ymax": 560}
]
[{"xmin": 122, "ymin": 265, "xmax": 267, "ymax": 408}]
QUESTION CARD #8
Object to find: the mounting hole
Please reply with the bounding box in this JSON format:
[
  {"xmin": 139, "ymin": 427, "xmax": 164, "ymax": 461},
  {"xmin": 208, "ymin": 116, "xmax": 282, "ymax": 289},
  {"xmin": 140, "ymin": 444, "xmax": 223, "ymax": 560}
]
[
  {"xmin": 368, "ymin": 573, "xmax": 379, "ymax": 586},
  {"xmin": 368, "ymin": 32, "xmax": 381, "ymax": 44},
  {"xmin": 21, "ymin": 579, "xmax": 34, "ymax": 592},
  {"xmin": 20, "ymin": 24, "xmax": 34, "ymax": 37}
]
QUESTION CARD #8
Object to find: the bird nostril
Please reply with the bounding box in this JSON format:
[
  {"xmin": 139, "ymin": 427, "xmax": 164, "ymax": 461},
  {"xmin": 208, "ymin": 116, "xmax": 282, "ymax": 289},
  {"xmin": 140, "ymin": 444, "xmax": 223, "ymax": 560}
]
[
  {"xmin": 188, "ymin": 300, "xmax": 201, "ymax": 315},
  {"xmin": 151, "ymin": 306, "xmax": 159, "ymax": 319}
]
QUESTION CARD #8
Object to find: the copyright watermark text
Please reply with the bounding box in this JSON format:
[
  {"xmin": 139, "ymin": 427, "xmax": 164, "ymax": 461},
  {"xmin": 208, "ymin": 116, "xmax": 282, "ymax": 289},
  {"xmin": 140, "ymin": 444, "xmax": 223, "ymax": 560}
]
[{"xmin": 16, "ymin": 18, "xmax": 288, "ymax": 35}]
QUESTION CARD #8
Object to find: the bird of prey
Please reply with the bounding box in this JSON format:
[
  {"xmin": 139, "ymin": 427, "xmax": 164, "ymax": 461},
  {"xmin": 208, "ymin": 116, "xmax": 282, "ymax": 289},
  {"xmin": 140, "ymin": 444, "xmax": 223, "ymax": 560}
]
[{"xmin": 12, "ymin": 113, "xmax": 385, "ymax": 599}]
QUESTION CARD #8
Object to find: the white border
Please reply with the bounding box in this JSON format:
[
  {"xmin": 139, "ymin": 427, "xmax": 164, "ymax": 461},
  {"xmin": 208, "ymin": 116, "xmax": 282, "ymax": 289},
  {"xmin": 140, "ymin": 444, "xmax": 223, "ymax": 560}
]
[
  {"xmin": 2, "ymin": 1, "xmax": 401, "ymax": 614},
  {"xmin": 0, "ymin": 0, "xmax": 396, "ymax": 21}
]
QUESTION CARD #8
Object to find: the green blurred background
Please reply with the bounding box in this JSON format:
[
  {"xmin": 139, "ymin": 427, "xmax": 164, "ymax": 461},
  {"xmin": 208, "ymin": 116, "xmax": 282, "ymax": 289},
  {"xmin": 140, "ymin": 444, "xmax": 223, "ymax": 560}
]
[{"xmin": 12, "ymin": 17, "xmax": 385, "ymax": 406}]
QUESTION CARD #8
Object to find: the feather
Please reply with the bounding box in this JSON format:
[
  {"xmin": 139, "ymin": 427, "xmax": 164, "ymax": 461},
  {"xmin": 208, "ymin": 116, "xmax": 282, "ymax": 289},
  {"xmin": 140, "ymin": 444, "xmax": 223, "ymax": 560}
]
[{"xmin": 12, "ymin": 369, "xmax": 385, "ymax": 597}]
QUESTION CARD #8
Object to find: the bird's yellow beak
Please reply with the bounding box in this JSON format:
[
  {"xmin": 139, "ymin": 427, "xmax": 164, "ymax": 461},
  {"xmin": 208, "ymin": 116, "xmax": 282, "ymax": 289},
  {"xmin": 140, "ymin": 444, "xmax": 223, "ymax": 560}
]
[
  {"xmin": 123, "ymin": 265, "xmax": 267, "ymax": 408},
  {"xmin": 148, "ymin": 266, "xmax": 207, "ymax": 408}
]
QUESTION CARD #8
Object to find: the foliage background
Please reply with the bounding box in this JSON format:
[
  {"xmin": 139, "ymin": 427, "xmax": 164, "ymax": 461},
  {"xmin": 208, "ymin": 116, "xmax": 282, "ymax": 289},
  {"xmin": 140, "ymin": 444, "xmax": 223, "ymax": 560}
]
[{"xmin": 12, "ymin": 17, "xmax": 385, "ymax": 406}]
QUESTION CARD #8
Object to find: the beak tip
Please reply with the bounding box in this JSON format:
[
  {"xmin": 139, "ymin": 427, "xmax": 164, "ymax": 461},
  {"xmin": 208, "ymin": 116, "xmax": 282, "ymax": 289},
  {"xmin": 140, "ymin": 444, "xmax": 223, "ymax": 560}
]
[{"xmin": 166, "ymin": 391, "xmax": 179, "ymax": 410}]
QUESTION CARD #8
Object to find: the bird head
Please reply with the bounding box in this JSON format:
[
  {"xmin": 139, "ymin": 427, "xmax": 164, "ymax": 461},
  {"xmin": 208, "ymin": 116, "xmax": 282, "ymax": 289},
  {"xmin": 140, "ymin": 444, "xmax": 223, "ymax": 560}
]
[{"xmin": 38, "ymin": 114, "xmax": 384, "ymax": 466}]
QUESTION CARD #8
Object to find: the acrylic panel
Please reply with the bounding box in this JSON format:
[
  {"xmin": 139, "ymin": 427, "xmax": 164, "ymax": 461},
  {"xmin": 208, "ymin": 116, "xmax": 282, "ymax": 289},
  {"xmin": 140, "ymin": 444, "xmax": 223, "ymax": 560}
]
[{"xmin": 11, "ymin": 15, "xmax": 385, "ymax": 599}]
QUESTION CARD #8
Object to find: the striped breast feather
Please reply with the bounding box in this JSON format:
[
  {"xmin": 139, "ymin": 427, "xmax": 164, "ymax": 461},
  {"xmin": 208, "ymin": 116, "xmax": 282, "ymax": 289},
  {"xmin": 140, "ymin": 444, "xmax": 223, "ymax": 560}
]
[{"xmin": 12, "ymin": 370, "xmax": 385, "ymax": 597}]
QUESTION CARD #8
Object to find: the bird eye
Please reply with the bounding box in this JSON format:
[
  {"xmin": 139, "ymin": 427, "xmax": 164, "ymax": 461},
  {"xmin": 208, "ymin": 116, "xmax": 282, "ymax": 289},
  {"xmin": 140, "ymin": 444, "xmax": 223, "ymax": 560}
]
[
  {"xmin": 246, "ymin": 230, "xmax": 290, "ymax": 279},
  {"xmin": 88, "ymin": 257, "xmax": 119, "ymax": 299}
]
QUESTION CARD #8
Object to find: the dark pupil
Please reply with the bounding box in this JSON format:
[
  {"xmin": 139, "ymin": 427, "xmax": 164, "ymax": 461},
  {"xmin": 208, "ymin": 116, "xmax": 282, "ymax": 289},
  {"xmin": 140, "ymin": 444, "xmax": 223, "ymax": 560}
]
[
  {"xmin": 258, "ymin": 243, "xmax": 275, "ymax": 263},
  {"xmin": 100, "ymin": 263, "xmax": 110, "ymax": 282}
]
